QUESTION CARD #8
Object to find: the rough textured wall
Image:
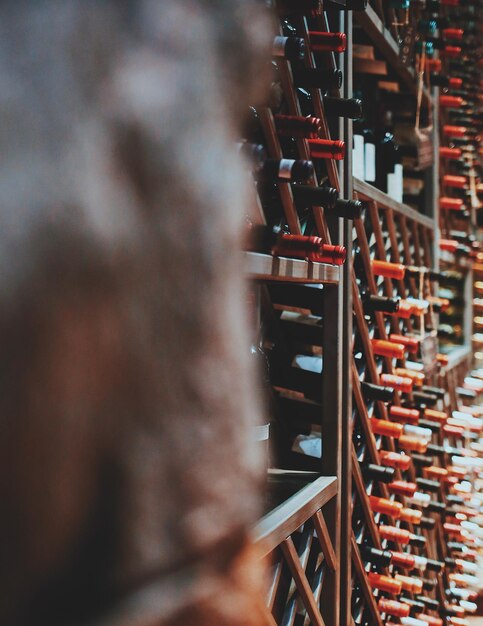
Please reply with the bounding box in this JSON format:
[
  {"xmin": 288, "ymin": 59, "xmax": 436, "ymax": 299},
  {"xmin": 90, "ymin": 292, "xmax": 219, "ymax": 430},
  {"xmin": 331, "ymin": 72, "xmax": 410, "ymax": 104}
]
[{"xmin": 0, "ymin": 2, "xmax": 272, "ymax": 624}]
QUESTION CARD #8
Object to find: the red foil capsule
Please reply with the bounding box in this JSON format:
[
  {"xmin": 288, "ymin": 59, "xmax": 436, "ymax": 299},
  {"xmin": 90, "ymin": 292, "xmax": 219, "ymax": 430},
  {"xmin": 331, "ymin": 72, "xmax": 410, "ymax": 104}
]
[
  {"xmin": 380, "ymin": 450, "xmax": 412, "ymax": 470},
  {"xmin": 440, "ymin": 197, "xmax": 464, "ymax": 210},
  {"xmin": 371, "ymin": 339, "xmax": 405, "ymax": 359},
  {"xmin": 372, "ymin": 259, "xmax": 406, "ymax": 280},
  {"xmin": 274, "ymin": 114, "xmax": 322, "ymax": 139},
  {"xmin": 378, "ymin": 598, "xmax": 410, "ymax": 617},
  {"xmin": 371, "ymin": 419, "xmax": 403, "ymax": 438},
  {"xmin": 391, "ymin": 300, "xmax": 413, "ymax": 319},
  {"xmin": 443, "ymin": 174, "xmax": 467, "ymax": 188},
  {"xmin": 388, "ymin": 480, "xmax": 417, "ymax": 497},
  {"xmin": 426, "ymin": 59, "xmax": 442, "ymax": 72},
  {"xmin": 443, "ymin": 28, "xmax": 464, "ymax": 39},
  {"xmin": 443, "ymin": 125, "xmax": 468, "ymax": 137},
  {"xmin": 273, "ymin": 235, "xmax": 347, "ymax": 265},
  {"xmin": 389, "ymin": 406, "xmax": 420, "ymax": 424},
  {"xmin": 437, "ymin": 353, "xmax": 449, "ymax": 366},
  {"xmin": 390, "ymin": 551, "xmax": 416, "ymax": 569},
  {"xmin": 308, "ymin": 139, "xmax": 345, "ymax": 160},
  {"xmin": 440, "ymin": 147, "xmax": 462, "ymax": 159},
  {"xmin": 440, "ymin": 239, "xmax": 459, "ymax": 252},
  {"xmin": 308, "ymin": 31, "xmax": 347, "ymax": 53},
  {"xmin": 395, "ymin": 369, "xmax": 424, "ymax": 386},
  {"xmin": 379, "ymin": 525, "xmax": 411, "ymax": 544},
  {"xmin": 440, "ymin": 45, "xmax": 462, "ymax": 58},
  {"xmin": 369, "ymin": 495, "xmax": 403, "ymax": 517},
  {"xmin": 389, "ymin": 334, "xmax": 419, "ymax": 354},
  {"xmin": 440, "ymin": 95, "xmax": 464, "ymax": 108},
  {"xmin": 368, "ymin": 573, "xmax": 402, "ymax": 594},
  {"xmin": 449, "ymin": 77, "xmax": 463, "ymax": 88}
]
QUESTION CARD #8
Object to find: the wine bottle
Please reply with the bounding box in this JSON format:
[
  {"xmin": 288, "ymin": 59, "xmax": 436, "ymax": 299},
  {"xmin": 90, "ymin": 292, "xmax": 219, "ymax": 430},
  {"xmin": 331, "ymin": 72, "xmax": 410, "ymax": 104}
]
[
  {"xmin": 362, "ymin": 463, "xmax": 396, "ymax": 482},
  {"xmin": 378, "ymin": 599, "xmax": 410, "ymax": 618},
  {"xmin": 292, "ymin": 67, "xmax": 343, "ymax": 90},
  {"xmin": 322, "ymin": 96, "xmax": 363, "ymax": 120},
  {"xmin": 361, "ymin": 381, "xmax": 395, "ymax": 402},
  {"xmin": 359, "ymin": 545, "xmax": 392, "ymax": 566},
  {"xmin": 368, "ymin": 573, "xmax": 402, "ymax": 594},
  {"xmin": 247, "ymin": 225, "xmax": 347, "ymax": 264},
  {"xmin": 258, "ymin": 157, "xmax": 315, "ymax": 182},
  {"xmin": 363, "ymin": 294, "xmax": 400, "ymax": 314},
  {"xmin": 272, "ymin": 35, "xmax": 305, "ymax": 61},
  {"xmin": 291, "ymin": 184, "xmax": 339, "ymax": 209}
]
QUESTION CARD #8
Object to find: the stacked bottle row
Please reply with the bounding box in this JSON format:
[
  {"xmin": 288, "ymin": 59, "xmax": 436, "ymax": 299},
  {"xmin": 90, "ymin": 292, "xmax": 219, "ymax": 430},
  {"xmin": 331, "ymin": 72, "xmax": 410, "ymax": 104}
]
[
  {"xmin": 432, "ymin": 4, "xmax": 483, "ymax": 351},
  {"xmin": 349, "ymin": 191, "xmax": 483, "ymax": 625}
]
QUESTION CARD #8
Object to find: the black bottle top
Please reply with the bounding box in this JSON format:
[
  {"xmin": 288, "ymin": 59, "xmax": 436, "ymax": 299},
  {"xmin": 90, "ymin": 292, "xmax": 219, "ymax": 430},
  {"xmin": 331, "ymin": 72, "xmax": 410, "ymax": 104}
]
[
  {"xmin": 416, "ymin": 477, "xmax": 440, "ymax": 493},
  {"xmin": 421, "ymin": 577, "xmax": 437, "ymax": 591},
  {"xmin": 362, "ymin": 294, "xmax": 400, "ymax": 314},
  {"xmin": 411, "ymin": 453, "xmax": 433, "ymax": 467},
  {"xmin": 359, "ymin": 544, "xmax": 392, "ymax": 567},
  {"xmin": 362, "ymin": 463, "xmax": 396, "ymax": 483},
  {"xmin": 416, "ymin": 595, "xmax": 439, "ymax": 610},
  {"xmin": 292, "ymin": 184, "xmax": 339, "ymax": 209},
  {"xmin": 425, "ymin": 558, "xmax": 444, "ymax": 572},
  {"xmin": 409, "ymin": 534, "xmax": 426, "ymax": 548},
  {"xmin": 323, "ymin": 96, "xmax": 363, "ymax": 120},
  {"xmin": 426, "ymin": 500, "xmax": 445, "ymax": 513},
  {"xmin": 361, "ymin": 381, "xmax": 395, "ymax": 403},
  {"xmin": 426, "ymin": 443, "xmax": 445, "ymax": 457},
  {"xmin": 399, "ymin": 597, "xmax": 425, "ymax": 613}
]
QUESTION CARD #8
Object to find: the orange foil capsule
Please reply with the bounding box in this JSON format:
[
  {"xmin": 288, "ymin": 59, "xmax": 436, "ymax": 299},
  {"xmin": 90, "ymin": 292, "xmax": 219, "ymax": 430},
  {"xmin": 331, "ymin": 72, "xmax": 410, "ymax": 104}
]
[
  {"xmin": 380, "ymin": 450, "xmax": 412, "ymax": 470},
  {"xmin": 440, "ymin": 147, "xmax": 462, "ymax": 159},
  {"xmin": 424, "ymin": 408, "xmax": 447, "ymax": 423},
  {"xmin": 440, "ymin": 197, "xmax": 464, "ymax": 210},
  {"xmin": 444, "ymin": 523, "xmax": 464, "ymax": 537},
  {"xmin": 372, "ymin": 259, "xmax": 406, "ymax": 280},
  {"xmin": 436, "ymin": 353, "xmax": 449, "ymax": 366},
  {"xmin": 443, "ymin": 174, "xmax": 467, "ymax": 188},
  {"xmin": 424, "ymin": 466, "xmax": 448, "ymax": 479},
  {"xmin": 390, "ymin": 334, "xmax": 419, "ymax": 354},
  {"xmin": 390, "ymin": 551, "xmax": 416, "ymax": 569},
  {"xmin": 371, "ymin": 339, "xmax": 405, "ymax": 359},
  {"xmin": 371, "ymin": 419, "xmax": 403, "ymax": 438},
  {"xmin": 400, "ymin": 507, "xmax": 422, "ymax": 524},
  {"xmin": 379, "ymin": 525, "xmax": 411, "ymax": 544},
  {"xmin": 443, "ymin": 424, "xmax": 465, "ymax": 437},
  {"xmin": 398, "ymin": 435, "xmax": 428, "ymax": 453},
  {"xmin": 395, "ymin": 574, "xmax": 423, "ymax": 594},
  {"xmin": 368, "ymin": 573, "xmax": 402, "ymax": 594},
  {"xmin": 381, "ymin": 374, "xmax": 413, "ymax": 393},
  {"xmin": 389, "ymin": 405, "xmax": 420, "ymax": 424},
  {"xmin": 395, "ymin": 369, "xmax": 425, "ymax": 387},
  {"xmin": 388, "ymin": 480, "xmax": 417, "ymax": 497},
  {"xmin": 391, "ymin": 299, "xmax": 414, "ymax": 319},
  {"xmin": 369, "ymin": 495, "xmax": 403, "ymax": 517},
  {"xmin": 378, "ymin": 598, "xmax": 410, "ymax": 617},
  {"xmin": 416, "ymin": 615, "xmax": 444, "ymax": 626}
]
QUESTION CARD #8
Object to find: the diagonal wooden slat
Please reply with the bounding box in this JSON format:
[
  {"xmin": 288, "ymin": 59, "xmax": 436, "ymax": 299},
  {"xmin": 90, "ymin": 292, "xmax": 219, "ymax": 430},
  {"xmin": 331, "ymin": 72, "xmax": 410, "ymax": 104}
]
[
  {"xmin": 281, "ymin": 537, "xmax": 325, "ymax": 626},
  {"xmin": 313, "ymin": 510, "xmax": 337, "ymax": 572}
]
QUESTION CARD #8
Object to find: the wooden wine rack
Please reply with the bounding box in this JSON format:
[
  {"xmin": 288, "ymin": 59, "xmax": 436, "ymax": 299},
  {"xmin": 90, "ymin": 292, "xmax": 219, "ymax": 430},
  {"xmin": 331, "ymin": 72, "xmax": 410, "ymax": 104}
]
[{"xmin": 243, "ymin": 2, "xmax": 481, "ymax": 626}]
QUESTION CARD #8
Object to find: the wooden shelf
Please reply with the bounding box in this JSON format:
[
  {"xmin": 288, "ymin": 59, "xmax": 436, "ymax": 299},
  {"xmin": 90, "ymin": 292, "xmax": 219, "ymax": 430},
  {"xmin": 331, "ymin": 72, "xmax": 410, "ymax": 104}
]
[
  {"xmin": 244, "ymin": 252, "xmax": 341, "ymax": 284},
  {"xmin": 354, "ymin": 4, "xmax": 432, "ymax": 108},
  {"xmin": 354, "ymin": 177, "xmax": 434, "ymax": 229}
]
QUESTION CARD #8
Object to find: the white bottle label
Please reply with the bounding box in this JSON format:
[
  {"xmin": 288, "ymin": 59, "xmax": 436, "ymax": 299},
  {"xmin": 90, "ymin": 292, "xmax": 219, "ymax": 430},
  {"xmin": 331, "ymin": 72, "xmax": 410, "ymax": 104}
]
[
  {"xmin": 272, "ymin": 36, "xmax": 288, "ymax": 57},
  {"xmin": 353, "ymin": 134, "xmax": 365, "ymax": 179},
  {"xmin": 387, "ymin": 172, "xmax": 397, "ymax": 200},
  {"xmin": 395, "ymin": 163, "xmax": 403, "ymax": 202},
  {"xmin": 278, "ymin": 159, "xmax": 294, "ymax": 180},
  {"xmin": 364, "ymin": 142, "xmax": 376, "ymax": 182}
]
